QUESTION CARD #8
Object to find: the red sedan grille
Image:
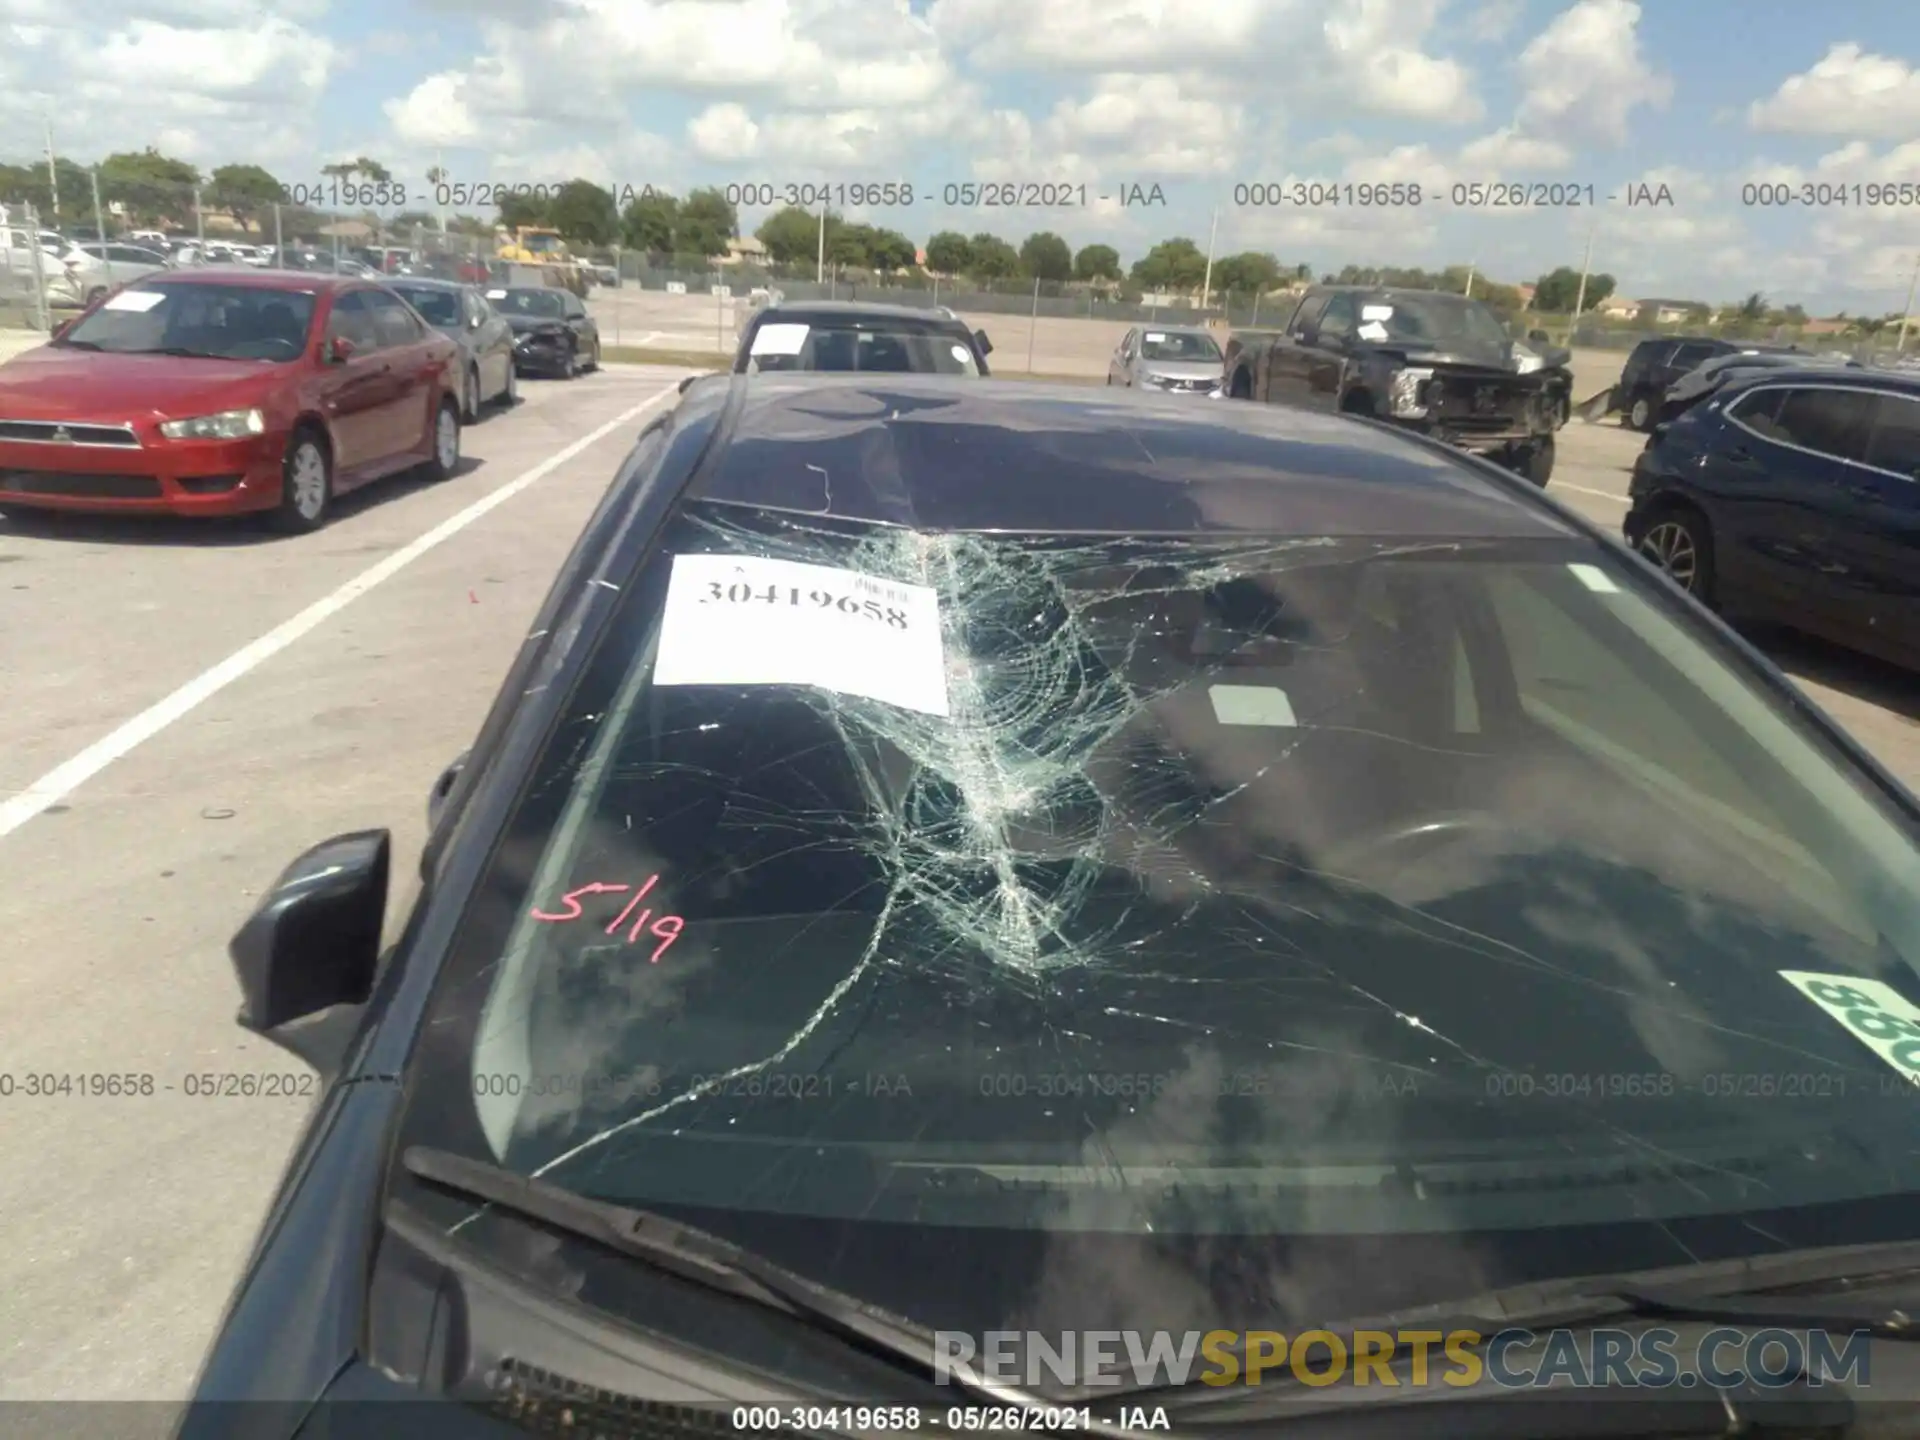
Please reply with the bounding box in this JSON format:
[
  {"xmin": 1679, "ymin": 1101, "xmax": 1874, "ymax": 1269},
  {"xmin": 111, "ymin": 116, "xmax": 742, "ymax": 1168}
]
[{"xmin": 0, "ymin": 470, "xmax": 163, "ymax": 498}]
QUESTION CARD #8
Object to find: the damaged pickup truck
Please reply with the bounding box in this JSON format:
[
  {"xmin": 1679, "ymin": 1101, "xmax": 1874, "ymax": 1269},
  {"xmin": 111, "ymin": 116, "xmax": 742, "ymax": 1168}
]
[{"xmin": 1222, "ymin": 285, "xmax": 1562, "ymax": 485}]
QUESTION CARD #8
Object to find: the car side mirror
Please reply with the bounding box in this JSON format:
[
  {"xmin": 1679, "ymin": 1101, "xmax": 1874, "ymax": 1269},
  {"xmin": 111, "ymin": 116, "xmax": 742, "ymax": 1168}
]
[
  {"xmin": 677, "ymin": 374, "xmax": 697, "ymax": 394},
  {"xmin": 428, "ymin": 752, "xmax": 468, "ymax": 830},
  {"xmin": 229, "ymin": 830, "xmax": 389, "ymax": 1073},
  {"xmin": 1528, "ymin": 329, "xmax": 1549, "ymax": 344},
  {"xmin": 974, "ymin": 329, "xmax": 993, "ymax": 356},
  {"xmin": 327, "ymin": 334, "xmax": 355, "ymax": 363}
]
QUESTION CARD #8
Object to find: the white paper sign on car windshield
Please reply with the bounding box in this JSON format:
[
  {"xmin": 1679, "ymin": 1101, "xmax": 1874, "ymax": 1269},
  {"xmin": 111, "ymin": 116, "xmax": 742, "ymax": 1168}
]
[
  {"xmin": 750, "ymin": 323, "xmax": 810, "ymax": 357},
  {"xmin": 949, "ymin": 344, "xmax": 972, "ymax": 364},
  {"xmin": 1357, "ymin": 321, "xmax": 1389, "ymax": 341},
  {"xmin": 102, "ymin": 289, "xmax": 165, "ymax": 312},
  {"xmin": 485, "ymin": 289, "xmax": 507, "ymax": 299},
  {"xmin": 1361, "ymin": 305, "xmax": 1394, "ymax": 321},
  {"xmin": 1145, "ymin": 332, "xmax": 1167, "ymax": 342},
  {"xmin": 653, "ymin": 553, "xmax": 950, "ymax": 716}
]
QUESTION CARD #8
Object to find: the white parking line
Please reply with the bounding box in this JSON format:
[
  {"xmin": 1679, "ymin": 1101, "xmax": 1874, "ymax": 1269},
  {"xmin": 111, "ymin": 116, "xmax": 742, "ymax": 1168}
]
[
  {"xmin": 1555, "ymin": 482, "xmax": 1630, "ymax": 505},
  {"xmin": 0, "ymin": 384, "xmax": 677, "ymax": 841}
]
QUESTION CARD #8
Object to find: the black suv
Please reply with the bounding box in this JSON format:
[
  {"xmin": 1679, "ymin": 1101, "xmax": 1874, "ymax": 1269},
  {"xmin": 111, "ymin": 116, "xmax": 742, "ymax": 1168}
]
[
  {"xmin": 1223, "ymin": 285, "xmax": 1559, "ymax": 484},
  {"xmin": 1625, "ymin": 369, "xmax": 1920, "ymax": 668},
  {"xmin": 736, "ymin": 302, "xmax": 993, "ymax": 375},
  {"xmin": 1614, "ymin": 337, "xmax": 1800, "ymax": 431}
]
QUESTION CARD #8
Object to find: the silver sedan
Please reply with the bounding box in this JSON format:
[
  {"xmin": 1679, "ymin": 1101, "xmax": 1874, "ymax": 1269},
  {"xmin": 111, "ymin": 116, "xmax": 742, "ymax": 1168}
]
[{"xmin": 1107, "ymin": 324, "xmax": 1226, "ymax": 395}]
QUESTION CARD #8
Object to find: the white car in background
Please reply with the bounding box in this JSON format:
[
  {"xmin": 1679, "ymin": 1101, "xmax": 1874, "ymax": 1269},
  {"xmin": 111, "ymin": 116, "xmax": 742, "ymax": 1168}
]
[{"xmin": 61, "ymin": 241, "xmax": 173, "ymax": 303}]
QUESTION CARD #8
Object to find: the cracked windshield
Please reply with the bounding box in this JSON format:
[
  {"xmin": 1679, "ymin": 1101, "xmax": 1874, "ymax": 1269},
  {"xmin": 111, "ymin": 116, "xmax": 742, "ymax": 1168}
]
[{"xmin": 5, "ymin": 0, "xmax": 1920, "ymax": 1431}]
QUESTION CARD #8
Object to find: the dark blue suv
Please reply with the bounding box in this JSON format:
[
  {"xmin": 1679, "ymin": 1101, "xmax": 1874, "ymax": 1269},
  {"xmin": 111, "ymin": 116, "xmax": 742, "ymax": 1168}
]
[{"xmin": 1624, "ymin": 368, "xmax": 1920, "ymax": 668}]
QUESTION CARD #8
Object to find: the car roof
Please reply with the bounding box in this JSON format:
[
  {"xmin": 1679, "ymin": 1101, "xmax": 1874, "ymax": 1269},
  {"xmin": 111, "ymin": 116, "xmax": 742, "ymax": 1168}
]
[
  {"xmin": 757, "ymin": 301, "xmax": 964, "ymax": 324},
  {"xmin": 681, "ymin": 374, "xmax": 1581, "ymax": 539},
  {"xmin": 134, "ymin": 265, "xmax": 358, "ymax": 293},
  {"xmin": 385, "ymin": 275, "xmax": 467, "ymax": 292},
  {"xmin": 1136, "ymin": 324, "xmax": 1215, "ymax": 335},
  {"xmin": 1721, "ymin": 367, "xmax": 1920, "ymax": 395}
]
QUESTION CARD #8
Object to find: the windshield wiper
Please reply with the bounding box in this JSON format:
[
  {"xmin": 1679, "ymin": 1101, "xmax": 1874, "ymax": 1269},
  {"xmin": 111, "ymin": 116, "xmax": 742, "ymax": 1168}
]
[
  {"xmin": 54, "ymin": 338, "xmax": 103, "ymax": 350},
  {"xmin": 402, "ymin": 1147, "xmax": 1043, "ymax": 1414},
  {"xmin": 144, "ymin": 347, "xmax": 239, "ymax": 359},
  {"xmin": 1120, "ymin": 1241, "xmax": 1920, "ymax": 1420}
]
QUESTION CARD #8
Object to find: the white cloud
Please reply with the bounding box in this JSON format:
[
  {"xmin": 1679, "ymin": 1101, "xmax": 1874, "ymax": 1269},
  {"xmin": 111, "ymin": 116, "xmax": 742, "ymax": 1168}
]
[
  {"xmin": 1464, "ymin": 0, "xmax": 1523, "ymax": 43},
  {"xmin": 1457, "ymin": 127, "xmax": 1574, "ymax": 171},
  {"xmin": 1749, "ymin": 44, "xmax": 1920, "ymax": 140},
  {"xmin": 0, "ymin": 7, "xmax": 337, "ymax": 167},
  {"xmin": 384, "ymin": 73, "xmax": 480, "ymax": 147},
  {"xmin": 929, "ymin": 0, "xmax": 1480, "ymax": 121},
  {"xmin": 1513, "ymin": 0, "xmax": 1671, "ymax": 146}
]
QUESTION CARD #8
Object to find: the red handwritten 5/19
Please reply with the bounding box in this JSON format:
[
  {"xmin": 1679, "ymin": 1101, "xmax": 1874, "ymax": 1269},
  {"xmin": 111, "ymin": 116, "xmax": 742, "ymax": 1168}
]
[{"xmin": 530, "ymin": 874, "xmax": 684, "ymax": 962}]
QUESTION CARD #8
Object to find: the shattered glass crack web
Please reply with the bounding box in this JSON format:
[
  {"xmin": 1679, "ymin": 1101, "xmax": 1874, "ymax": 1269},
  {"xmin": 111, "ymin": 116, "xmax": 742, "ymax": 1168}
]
[
  {"xmin": 463, "ymin": 490, "xmax": 1910, "ymax": 1256},
  {"xmin": 512, "ymin": 505, "xmax": 1491, "ymax": 1183}
]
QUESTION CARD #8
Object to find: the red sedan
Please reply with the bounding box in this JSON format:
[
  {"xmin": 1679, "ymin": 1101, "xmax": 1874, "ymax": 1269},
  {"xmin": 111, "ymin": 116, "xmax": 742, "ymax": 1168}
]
[{"xmin": 0, "ymin": 268, "xmax": 463, "ymax": 532}]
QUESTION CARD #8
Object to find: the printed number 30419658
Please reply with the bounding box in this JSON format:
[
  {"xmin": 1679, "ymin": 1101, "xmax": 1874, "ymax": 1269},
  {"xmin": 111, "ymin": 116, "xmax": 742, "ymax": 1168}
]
[{"xmin": 701, "ymin": 580, "xmax": 909, "ymax": 630}]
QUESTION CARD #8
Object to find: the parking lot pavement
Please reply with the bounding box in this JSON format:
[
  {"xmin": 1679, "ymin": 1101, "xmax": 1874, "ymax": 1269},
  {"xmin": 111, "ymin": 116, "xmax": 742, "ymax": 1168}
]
[
  {"xmin": 1, "ymin": 386, "xmax": 1915, "ymax": 1402},
  {"xmin": 0, "ymin": 364, "xmax": 687, "ymax": 1400}
]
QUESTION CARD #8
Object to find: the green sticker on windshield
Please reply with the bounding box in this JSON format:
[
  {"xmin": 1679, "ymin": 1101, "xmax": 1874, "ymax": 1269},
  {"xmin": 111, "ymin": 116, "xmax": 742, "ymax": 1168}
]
[{"xmin": 1779, "ymin": 971, "xmax": 1920, "ymax": 1085}]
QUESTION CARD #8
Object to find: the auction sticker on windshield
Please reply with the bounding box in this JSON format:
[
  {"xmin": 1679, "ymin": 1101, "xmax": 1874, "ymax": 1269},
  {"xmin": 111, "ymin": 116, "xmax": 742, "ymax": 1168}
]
[
  {"xmin": 750, "ymin": 323, "xmax": 810, "ymax": 357},
  {"xmin": 1362, "ymin": 305, "xmax": 1394, "ymax": 321},
  {"xmin": 950, "ymin": 344, "xmax": 972, "ymax": 364},
  {"xmin": 102, "ymin": 290, "xmax": 165, "ymax": 312},
  {"xmin": 653, "ymin": 553, "xmax": 949, "ymax": 716},
  {"xmin": 1779, "ymin": 972, "xmax": 1920, "ymax": 1084}
]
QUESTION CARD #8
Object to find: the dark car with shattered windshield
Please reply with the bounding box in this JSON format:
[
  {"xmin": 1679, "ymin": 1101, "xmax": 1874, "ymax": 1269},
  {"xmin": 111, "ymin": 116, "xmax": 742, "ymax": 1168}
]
[
  {"xmin": 181, "ymin": 374, "xmax": 1920, "ymax": 1436},
  {"xmin": 1225, "ymin": 285, "xmax": 1560, "ymax": 484}
]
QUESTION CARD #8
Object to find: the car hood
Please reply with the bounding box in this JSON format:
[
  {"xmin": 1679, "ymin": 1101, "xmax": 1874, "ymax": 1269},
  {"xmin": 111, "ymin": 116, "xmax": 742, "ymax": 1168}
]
[
  {"xmin": 0, "ymin": 346, "xmax": 282, "ymax": 421},
  {"xmin": 504, "ymin": 314, "xmax": 569, "ymax": 334},
  {"xmin": 1139, "ymin": 360, "xmax": 1224, "ymax": 381},
  {"xmin": 1374, "ymin": 338, "xmax": 1517, "ymax": 371}
]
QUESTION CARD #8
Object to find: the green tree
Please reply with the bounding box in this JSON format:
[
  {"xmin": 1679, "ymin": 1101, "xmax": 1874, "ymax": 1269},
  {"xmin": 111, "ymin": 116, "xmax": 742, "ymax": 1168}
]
[
  {"xmin": 967, "ymin": 232, "xmax": 1021, "ymax": 280},
  {"xmin": 393, "ymin": 210, "xmax": 436, "ymax": 231},
  {"xmin": 924, "ymin": 230, "xmax": 971, "ymax": 276},
  {"xmin": 1475, "ymin": 280, "xmax": 1526, "ymax": 321},
  {"xmin": 98, "ymin": 148, "xmax": 202, "ymax": 226},
  {"xmin": 1533, "ymin": 265, "xmax": 1615, "ymax": 312},
  {"xmin": 1131, "ymin": 238, "xmax": 1207, "ymax": 290},
  {"xmin": 755, "ymin": 203, "xmax": 819, "ymax": 265},
  {"xmin": 446, "ymin": 213, "xmax": 494, "ymax": 237},
  {"xmin": 624, "ymin": 188, "xmax": 682, "ymax": 254},
  {"xmin": 867, "ymin": 227, "xmax": 917, "ymax": 272},
  {"xmin": 676, "ymin": 186, "xmax": 738, "ymax": 258},
  {"xmin": 1019, "ymin": 231, "xmax": 1072, "ymax": 282},
  {"xmin": 497, "ymin": 190, "xmax": 551, "ymax": 229},
  {"xmin": 1738, "ymin": 291, "xmax": 1768, "ymax": 321},
  {"xmin": 547, "ymin": 178, "xmax": 618, "ymax": 247},
  {"xmin": 828, "ymin": 221, "xmax": 878, "ymax": 268},
  {"xmin": 206, "ymin": 163, "xmax": 284, "ymax": 234},
  {"xmin": 323, "ymin": 156, "xmax": 392, "ymax": 184},
  {"xmin": 1212, "ymin": 251, "xmax": 1280, "ymax": 296},
  {"xmin": 1073, "ymin": 243, "xmax": 1121, "ymax": 282}
]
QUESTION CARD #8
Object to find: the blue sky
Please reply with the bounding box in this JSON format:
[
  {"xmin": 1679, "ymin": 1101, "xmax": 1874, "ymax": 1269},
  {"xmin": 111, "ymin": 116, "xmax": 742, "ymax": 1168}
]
[{"xmin": 3, "ymin": 0, "xmax": 1917, "ymax": 312}]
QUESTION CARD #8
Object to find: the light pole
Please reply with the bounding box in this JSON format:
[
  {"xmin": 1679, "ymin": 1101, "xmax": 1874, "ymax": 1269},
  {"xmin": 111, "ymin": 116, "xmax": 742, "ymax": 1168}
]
[
  {"xmin": 1570, "ymin": 217, "xmax": 1598, "ymax": 327},
  {"xmin": 1200, "ymin": 208, "xmax": 1219, "ymax": 310},
  {"xmin": 43, "ymin": 117, "xmax": 58, "ymax": 223},
  {"xmin": 1896, "ymin": 251, "xmax": 1919, "ymax": 355}
]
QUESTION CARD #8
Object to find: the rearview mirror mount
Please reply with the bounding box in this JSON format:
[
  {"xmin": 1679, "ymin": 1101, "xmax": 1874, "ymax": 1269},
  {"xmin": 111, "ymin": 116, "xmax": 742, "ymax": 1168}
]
[{"xmin": 229, "ymin": 829, "xmax": 389, "ymax": 1078}]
